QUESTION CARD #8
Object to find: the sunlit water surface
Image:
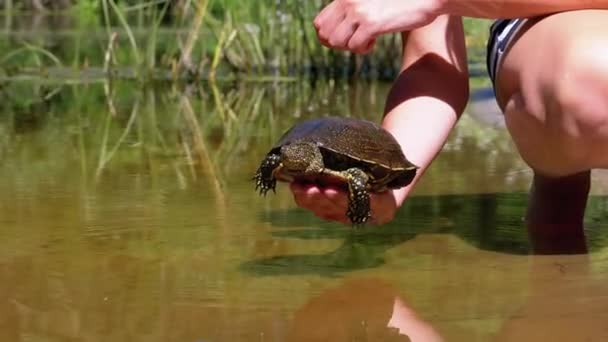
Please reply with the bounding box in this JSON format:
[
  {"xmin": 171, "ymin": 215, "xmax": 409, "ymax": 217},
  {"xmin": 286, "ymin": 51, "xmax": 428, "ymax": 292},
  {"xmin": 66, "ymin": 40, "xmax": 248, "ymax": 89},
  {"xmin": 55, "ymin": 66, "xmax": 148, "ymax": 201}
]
[{"xmin": 1, "ymin": 80, "xmax": 608, "ymax": 342}]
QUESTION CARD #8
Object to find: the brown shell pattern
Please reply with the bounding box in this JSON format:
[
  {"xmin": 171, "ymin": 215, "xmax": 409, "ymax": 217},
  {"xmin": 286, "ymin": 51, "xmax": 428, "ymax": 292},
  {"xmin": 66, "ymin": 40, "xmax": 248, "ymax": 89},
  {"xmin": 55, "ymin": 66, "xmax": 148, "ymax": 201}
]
[{"xmin": 274, "ymin": 116, "xmax": 416, "ymax": 170}]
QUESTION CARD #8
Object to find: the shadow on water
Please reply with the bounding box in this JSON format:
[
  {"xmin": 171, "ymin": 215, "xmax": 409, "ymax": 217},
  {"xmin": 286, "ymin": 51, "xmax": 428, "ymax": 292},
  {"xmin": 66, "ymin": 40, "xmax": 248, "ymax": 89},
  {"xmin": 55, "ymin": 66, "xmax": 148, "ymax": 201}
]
[
  {"xmin": 241, "ymin": 208, "xmax": 418, "ymax": 276},
  {"xmin": 242, "ymin": 192, "xmax": 608, "ymax": 277},
  {"xmin": 240, "ymin": 85, "xmax": 608, "ymax": 277}
]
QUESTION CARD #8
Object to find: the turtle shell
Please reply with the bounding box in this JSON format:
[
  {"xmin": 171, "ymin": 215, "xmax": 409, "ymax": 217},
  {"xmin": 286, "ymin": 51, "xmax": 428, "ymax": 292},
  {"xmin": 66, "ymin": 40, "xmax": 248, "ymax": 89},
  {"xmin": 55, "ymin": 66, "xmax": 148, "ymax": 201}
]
[{"xmin": 272, "ymin": 116, "xmax": 418, "ymax": 189}]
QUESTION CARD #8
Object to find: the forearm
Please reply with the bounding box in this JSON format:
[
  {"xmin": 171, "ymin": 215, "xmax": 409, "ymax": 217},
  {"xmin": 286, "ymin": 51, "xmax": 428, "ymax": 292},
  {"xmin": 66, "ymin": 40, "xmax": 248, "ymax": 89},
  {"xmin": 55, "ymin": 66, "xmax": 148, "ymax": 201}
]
[
  {"xmin": 442, "ymin": 0, "xmax": 608, "ymax": 18},
  {"xmin": 383, "ymin": 67, "xmax": 467, "ymax": 205},
  {"xmin": 382, "ymin": 16, "xmax": 469, "ymax": 205}
]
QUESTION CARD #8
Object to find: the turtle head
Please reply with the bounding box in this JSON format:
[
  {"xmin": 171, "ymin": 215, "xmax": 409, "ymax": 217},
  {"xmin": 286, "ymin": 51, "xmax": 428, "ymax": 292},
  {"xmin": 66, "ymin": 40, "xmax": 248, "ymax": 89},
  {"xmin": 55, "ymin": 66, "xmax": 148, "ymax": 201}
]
[{"xmin": 280, "ymin": 142, "xmax": 323, "ymax": 174}]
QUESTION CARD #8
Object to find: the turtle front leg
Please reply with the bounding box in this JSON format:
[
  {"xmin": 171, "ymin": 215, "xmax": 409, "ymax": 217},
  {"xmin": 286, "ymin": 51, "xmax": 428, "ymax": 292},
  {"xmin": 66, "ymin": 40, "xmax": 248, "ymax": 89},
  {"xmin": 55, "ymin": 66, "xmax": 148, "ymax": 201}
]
[
  {"xmin": 254, "ymin": 154, "xmax": 281, "ymax": 196},
  {"xmin": 343, "ymin": 168, "xmax": 371, "ymax": 226}
]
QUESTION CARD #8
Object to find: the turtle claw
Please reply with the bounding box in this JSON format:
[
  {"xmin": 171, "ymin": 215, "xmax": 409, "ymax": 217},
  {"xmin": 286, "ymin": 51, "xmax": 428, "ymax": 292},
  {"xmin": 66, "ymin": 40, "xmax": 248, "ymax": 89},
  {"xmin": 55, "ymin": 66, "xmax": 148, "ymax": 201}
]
[
  {"xmin": 347, "ymin": 209, "xmax": 371, "ymax": 227},
  {"xmin": 253, "ymin": 170, "xmax": 276, "ymax": 196},
  {"xmin": 347, "ymin": 199, "xmax": 371, "ymax": 227},
  {"xmin": 253, "ymin": 154, "xmax": 281, "ymax": 196},
  {"xmin": 344, "ymin": 168, "xmax": 371, "ymax": 226}
]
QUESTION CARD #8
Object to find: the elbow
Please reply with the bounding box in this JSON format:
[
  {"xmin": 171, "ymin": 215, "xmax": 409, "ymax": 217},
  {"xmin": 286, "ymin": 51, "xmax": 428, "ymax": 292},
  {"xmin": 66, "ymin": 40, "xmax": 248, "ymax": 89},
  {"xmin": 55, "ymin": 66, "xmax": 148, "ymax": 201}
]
[{"xmin": 452, "ymin": 72, "xmax": 470, "ymax": 116}]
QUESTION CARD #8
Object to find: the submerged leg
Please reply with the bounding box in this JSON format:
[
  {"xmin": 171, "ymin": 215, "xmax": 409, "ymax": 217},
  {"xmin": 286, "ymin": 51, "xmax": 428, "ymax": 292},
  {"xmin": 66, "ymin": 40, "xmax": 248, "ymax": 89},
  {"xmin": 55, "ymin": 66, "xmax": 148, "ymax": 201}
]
[
  {"xmin": 494, "ymin": 12, "xmax": 608, "ymax": 252},
  {"xmin": 526, "ymin": 171, "xmax": 590, "ymax": 254},
  {"xmin": 254, "ymin": 154, "xmax": 281, "ymax": 196},
  {"xmin": 344, "ymin": 168, "xmax": 371, "ymax": 226}
]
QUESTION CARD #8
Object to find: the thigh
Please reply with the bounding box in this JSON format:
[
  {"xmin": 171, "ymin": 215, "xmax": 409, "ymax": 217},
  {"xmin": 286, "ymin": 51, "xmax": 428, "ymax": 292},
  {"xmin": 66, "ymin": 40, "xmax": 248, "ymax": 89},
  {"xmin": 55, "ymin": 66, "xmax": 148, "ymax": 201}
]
[
  {"xmin": 496, "ymin": 10, "xmax": 608, "ymax": 109},
  {"xmin": 494, "ymin": 10, "xmax": 608, "ymax": 173}
]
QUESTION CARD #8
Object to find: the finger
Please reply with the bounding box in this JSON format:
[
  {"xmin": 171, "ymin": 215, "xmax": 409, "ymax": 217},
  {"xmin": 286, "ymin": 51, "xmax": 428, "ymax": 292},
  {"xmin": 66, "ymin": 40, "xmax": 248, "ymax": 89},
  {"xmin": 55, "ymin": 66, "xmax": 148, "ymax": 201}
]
[
  {"xmin": 290, "ymin": 181, "xmax": 320, "ymax": 197},
  {"xmin": 290, "ymin": 182, "xmax": 319, "ymax": 208},
  {"xmin": 322, "ymin": 186, "xmax": 349, "ymax": 209},
  {"xmin": 322, "ymin": 186, "xmax": 365, "ymax": 225},
  {"xmin": 347, "ymin": 26, "xmax": 376, "ymax": 54},
  {"xmin": 304, "ymin": 185, "xmax": 345, "ymax": 214},
  {"xmin": 328, "ymin": 19, "xmax": 358, "ymax": 49},
  {"xmin": 291, "ymin": 183, "xmax": 352, "ymax": 223},
  {"xmin": 314, "ymin": 2, "xmax": 345, "ymax": 46},
  {"xmin": 369, "ymin": 191, "xmax": 398, "ymax": 225},
  {"xmin": 291, "ymin": 183, "xmax": 341, "ymax": 213},
  {"xmin": 313, "ymin": 0, "xmax": 340, "ymax": 30}
]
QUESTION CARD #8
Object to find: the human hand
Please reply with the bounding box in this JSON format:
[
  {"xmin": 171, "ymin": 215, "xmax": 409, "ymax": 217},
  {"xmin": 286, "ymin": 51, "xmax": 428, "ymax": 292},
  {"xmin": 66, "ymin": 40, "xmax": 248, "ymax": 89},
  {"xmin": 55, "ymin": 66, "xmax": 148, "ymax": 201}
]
[
  {"xmin": 313, "ymin": 0, "xmax": 444, "ymax": 53},
  {"xmin": 290, "ymin": 182, "xmax": 401, "ymax": 225}
]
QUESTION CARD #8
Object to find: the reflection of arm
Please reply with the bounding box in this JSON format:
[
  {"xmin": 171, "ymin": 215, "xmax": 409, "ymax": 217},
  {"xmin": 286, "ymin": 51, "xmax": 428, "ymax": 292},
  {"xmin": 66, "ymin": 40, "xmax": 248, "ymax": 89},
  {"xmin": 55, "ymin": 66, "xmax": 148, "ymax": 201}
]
[
  {"xmin": 388, "ymin": 298, "xmax": 445, "ymax": 342},
  {"xmin": 382, "ymin": 15, "xmax": 469, "ymax": 206},
  {"xmin": 444, "ymin": 0, "xmax": 608, "ymax": 18},
  {"xmin": 288, "ymin": 278, "xmax": 444, "ymax": 341}
]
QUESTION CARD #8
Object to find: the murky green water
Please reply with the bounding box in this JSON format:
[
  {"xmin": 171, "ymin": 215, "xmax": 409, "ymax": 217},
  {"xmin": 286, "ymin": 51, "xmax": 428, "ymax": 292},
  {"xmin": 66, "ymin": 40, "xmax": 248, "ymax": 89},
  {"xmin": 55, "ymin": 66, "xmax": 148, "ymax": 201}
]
[{"xmin": 1, "ymin": 79, "xmax": 608, "ymax": 341}]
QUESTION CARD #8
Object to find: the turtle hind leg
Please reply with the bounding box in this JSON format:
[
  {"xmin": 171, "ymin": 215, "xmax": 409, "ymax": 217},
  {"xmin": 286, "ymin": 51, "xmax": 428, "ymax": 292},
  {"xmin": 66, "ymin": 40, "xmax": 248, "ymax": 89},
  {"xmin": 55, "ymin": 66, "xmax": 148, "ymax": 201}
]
[
  {"xmin": 254, "ymin": 154, "xmax": 281, "ymax": 196},
  {"xmin": 344, "ymin": 168, "xmax": 371, "ymax": 226}
]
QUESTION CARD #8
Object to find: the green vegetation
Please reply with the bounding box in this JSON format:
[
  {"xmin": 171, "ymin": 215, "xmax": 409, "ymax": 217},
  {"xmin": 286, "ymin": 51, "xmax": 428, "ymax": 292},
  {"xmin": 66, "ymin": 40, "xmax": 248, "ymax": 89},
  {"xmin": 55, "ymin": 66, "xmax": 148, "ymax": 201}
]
[
  {"xmin": 1, "ymin": 7, "xmax": 608, "ymax": 341},
  {"xmin": 0, "ymin": 0, "xmax": 493, "ymax": 83},
  {"xmin": 0, "ymin": 2, "xmax": 498, "ymax": 188}
]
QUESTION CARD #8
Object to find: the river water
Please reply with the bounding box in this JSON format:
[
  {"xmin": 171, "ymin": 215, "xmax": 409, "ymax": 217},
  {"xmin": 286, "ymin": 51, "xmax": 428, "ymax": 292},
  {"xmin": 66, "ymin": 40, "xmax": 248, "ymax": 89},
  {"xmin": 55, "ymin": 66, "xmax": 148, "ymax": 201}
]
[{"xmin": 1, "ymin": 78, "xmax": 607, "ymax": 341}]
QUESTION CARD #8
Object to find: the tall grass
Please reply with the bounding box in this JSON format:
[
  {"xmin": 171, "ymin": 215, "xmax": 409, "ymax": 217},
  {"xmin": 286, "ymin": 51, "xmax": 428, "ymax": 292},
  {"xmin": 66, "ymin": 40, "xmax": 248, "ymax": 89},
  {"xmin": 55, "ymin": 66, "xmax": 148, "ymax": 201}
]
[{"xmin": 0, "ymin": 0, "xmax": 492, "ymax": 82}]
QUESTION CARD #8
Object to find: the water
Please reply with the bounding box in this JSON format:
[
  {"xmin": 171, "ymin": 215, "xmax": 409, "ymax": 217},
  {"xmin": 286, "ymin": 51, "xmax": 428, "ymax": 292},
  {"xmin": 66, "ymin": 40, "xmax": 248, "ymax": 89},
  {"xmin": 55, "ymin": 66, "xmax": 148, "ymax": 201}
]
[{"xmin": 1, "ymin": 78, "xmax": 608, "ymax": 341}]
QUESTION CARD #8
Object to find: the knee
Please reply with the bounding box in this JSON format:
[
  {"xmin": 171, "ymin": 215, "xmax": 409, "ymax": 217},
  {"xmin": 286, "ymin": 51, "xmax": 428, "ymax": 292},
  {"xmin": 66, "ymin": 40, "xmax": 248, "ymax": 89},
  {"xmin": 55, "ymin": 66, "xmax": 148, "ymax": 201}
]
[{"xmin": 550, "ymin": 39, "xmax": 608, "ymax": 138}]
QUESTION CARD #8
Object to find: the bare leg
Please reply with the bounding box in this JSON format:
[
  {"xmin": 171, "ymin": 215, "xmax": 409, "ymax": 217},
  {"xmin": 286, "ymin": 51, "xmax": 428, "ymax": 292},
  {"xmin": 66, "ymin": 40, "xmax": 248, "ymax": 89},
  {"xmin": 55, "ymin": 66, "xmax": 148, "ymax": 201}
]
[
  {"xmin": 526, "ymin": 171, "xmax": 590, "ymax": 254},
  {"xmin": 495, "ymin": 10, "xmax": 608, "ymax": 253}
]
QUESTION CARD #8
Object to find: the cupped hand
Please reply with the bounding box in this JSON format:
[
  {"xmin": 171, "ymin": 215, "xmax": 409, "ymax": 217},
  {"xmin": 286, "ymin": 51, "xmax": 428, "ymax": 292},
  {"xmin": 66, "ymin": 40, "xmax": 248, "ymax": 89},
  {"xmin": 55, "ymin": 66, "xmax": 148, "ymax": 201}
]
[
  {"xmin": 290, "ymin": 182, "xmax": 400, "ymax": 225},
  {"xmin": 313, "ymin": 0, "xmax": 443, "ymax": 53}
]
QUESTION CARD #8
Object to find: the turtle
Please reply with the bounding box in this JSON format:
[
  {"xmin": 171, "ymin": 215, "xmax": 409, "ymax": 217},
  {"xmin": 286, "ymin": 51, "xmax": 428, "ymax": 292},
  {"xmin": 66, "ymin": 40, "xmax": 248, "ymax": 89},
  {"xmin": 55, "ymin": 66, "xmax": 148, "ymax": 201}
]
[{"xmin": 253, "ymin": 116, "xmax": 418, "ymax": 225}]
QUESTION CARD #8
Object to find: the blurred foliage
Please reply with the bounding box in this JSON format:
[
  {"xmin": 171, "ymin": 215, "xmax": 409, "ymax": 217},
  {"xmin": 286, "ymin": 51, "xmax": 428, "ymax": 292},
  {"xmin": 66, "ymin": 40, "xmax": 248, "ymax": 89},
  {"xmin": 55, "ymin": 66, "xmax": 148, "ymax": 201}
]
[{"xmin": 0, "ymin": 0, "xmax": 493, "ymax": 81}]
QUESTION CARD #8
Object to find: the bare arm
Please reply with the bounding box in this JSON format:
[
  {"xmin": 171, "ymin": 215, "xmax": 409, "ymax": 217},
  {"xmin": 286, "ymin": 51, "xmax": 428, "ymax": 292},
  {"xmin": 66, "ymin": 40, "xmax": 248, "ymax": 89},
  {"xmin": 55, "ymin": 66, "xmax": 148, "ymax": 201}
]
[
  {"xmin": 442, "ymin": 0, "xmax": 608, "ymax": 18},
  {"xmin": 314, "ymin": 0, "xmax": 608, "ymax": 53},
  {"xmin": 291, "ymin": 15, "xmax": 469, "ymax": 225},
  {"xmin": 382, "ymin": 14, "xmax": 469, "ymax": 208}
]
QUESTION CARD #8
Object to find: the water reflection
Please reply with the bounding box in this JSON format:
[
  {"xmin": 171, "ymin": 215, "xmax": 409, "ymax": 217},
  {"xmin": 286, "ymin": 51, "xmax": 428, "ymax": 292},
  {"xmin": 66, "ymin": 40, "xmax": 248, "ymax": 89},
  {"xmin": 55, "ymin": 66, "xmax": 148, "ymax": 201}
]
[
  {"xmin": 288, "ymin": 277, "xmax": 442, "ymax": 341},
  {"xmin": 2, "ymin": 246, "xmax": 607, "ymax": 341},
  {"xmin": 244, "ymin": 192, "xmax": 608, "ymax": 277},
  {"xmin": 0, "ymin": 80, "xmax": 608, "ymax": 341},
  {"xmin": 287, "ymin": 256, "xmax": 608, "ymax": 342},
  {"xmin": 494, "ymin": 254, "xmax": 608, "ymax": 342}
]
